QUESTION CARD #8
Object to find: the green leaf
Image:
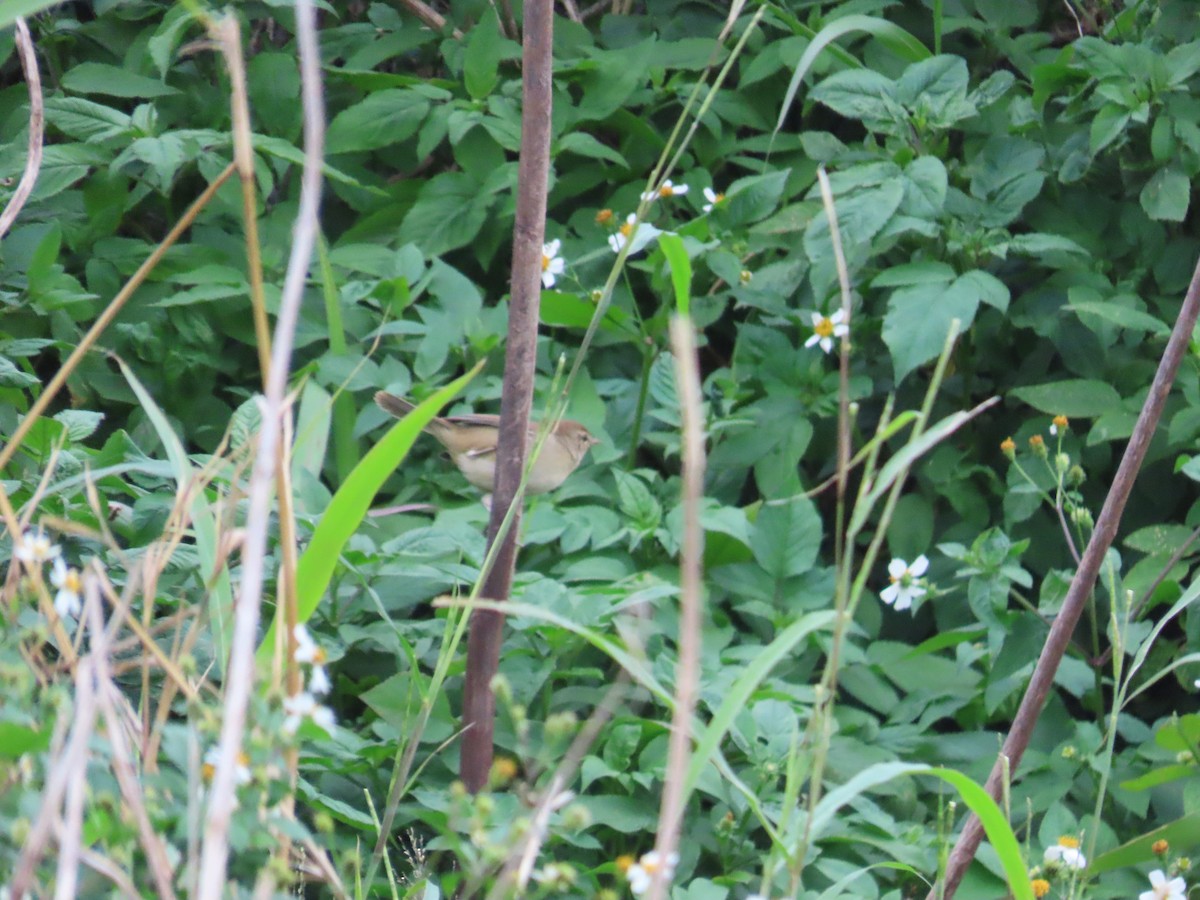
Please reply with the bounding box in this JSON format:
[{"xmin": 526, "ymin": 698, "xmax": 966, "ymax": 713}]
[
  {"xmin": 556, "ymin": 132, "xmax": 627, "ymax": 166},
  {"xmin": 44, "ymin": 97, "xmax": 132, "ymax": 141},
  {"xmin": 1140, "ymin": 167, "xmax": 1190, "ymax": 222},
  {"xmin": 810, "ymin": 764, "xmax": 1034, "ymax": 899},
  {"xmin": 811, "ymin": 68, "xmax": 904, "ymax": 132},
  {"xmin": 397, "ymin": 172, "xmax": 492, "ymax": 256},
  {"xmin": 682, "ymin": 611, "xmax": 837, "ymax": 803},
  {"xmin": 725, "ymin": 169, "xmax": 791, "ymax": 228},
  {"xmin": 1088, "ymin": 812, "xmax": 1200, "ymax": 874},
  {"xmin": 464, "ymin": 12, "xmax": 503, "ymax": 99},
  {"xmin": 776, "ymin": 14, "xmax": 930, "ymax": 137},
  {"xmin": 53, "ymin": 409, "xmax": 104, "ymax": 441},
  {"xmin": 1010, "ymin": 379, "xmax": 1122, "ymax": 417},
  {"xmin": 751, "ymin": 497, "xmax": 822, "ymax": 580},
  {"xmin": 658, "ymin": 233, "xmax": 692, "ymax": 315},
  {"xmin": 1069, "ymin": 299, "xmax": 1169, "ymax": 336},
  {"xmin": 255, "ymin": 364, "xmax": 483, "ymax": 669},
  {"xmin": 1090, "ymin": 102, "xmax": 1130, "ymax": 155},
  {"xmin": 883, "ymin": 271, "xmax": 1001, "ymax": 384},
  {"xmin": 61, "ymin": 62, "xmax": 180, "ymax": 98},
  {"xmin": 326, "ymin": 89, "xmax": 430, "ymax": 154}
]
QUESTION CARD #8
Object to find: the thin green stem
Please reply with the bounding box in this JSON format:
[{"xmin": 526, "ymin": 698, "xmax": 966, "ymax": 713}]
[{"xmin": 627, "ymin": 345, "xmax": 656, "ymax": 469}]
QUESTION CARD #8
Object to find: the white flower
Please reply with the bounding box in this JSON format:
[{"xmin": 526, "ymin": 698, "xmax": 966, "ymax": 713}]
[
  {"xmin": 803, "ymin": 309, "xmax": 849, "ymax": 354},
  {"xmin": 608, "ymin": 214, "xmax": 664, "ymax": 256},
  {"xmin": 15, "ymin": 526, "xmax": 60, "ymax": 565},
  {"xmin": 880, "ymin": 555, "xmax": 929, "ymax": 612},
  {"xmin": 294, "ymin": 624, "xmax": 330, "ymax": 694},
  {"xmin": 284, "ymin": 691, "xmax": 335, "ymax": 735},
  {"xmin": 203, "ymin": 746, "xmax": 251, "ymax": 786},
  {"xmin": 1140, "ymin": 869, "xmax": 1187, "ymax": 900},
  {"xmin": 627, "ymin": 851, "xmax": 679, "ymax": 896},
  {"xmin": 640, "ymin": 179, "xmax": 689, "ymax": 202},
  {"xmin": 541, "ymin": 239, "xmax": 565, "ymax": 288},
  {"xmin": 50, "ymin": 558, "xmax": 82, "ymax": 619},
  {"xmin": 1043, "ymin": 839, "xmax": 1086, "ymax": 870},
  {"xmin": 702, "ymin": 186, "xmax": 724, "ymax": 212},
  {"xmin": 309, "ymin": 664, "xmax": 331, "ymax": 696}
]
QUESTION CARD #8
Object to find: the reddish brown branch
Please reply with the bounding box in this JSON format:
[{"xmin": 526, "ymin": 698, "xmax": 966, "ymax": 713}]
[
  {"xmin": 931, "ymin": 251, "xmax": 1200, "ymax": 898},
  {"xmin": 459, "ymin": 0, "xmax": 555, "ymax": 793}
]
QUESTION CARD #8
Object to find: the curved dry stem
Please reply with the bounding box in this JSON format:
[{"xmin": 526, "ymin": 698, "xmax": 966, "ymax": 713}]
[{"xmin": 0, "ymin": 18, "xmax": 44, "ymax": 242}]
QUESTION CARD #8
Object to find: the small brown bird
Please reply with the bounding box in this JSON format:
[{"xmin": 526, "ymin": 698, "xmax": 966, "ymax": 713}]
[{"xmin": 374, "ymin": 392, "xmax": 599, "ymax": 494}]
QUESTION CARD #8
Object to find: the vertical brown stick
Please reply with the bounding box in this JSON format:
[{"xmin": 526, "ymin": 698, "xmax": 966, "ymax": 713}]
[
  {"xmin": 459, "ymin": 0, "xmax": 554, "ymax": 792},
  {"xmin": 932, "ymin": 253, "xmax": 1200, "ymax": 898}
]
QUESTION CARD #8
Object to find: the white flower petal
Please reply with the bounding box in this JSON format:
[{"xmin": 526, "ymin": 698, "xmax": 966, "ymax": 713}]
[
  {"xmin": 888, "ymin": 558, "xmax": 909, "ymax": 579},
  {"xmin": 909, "ymin": 554, "xmax": 930, "ymax": 577}
]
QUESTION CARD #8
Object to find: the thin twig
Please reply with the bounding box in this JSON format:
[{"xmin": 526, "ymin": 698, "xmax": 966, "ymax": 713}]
[
  {"xmin": 0, "ymin": 164, "xmax": 236, "ymax": 475},
  {"xmin": 195, "ymin": 0, "xmax": 324, "ymax": 894},
  {"xmin": 0, "ymin": 18, "xmax": 44, "ymax": 241},
  {"xmin": 931, "ymin": 249, "xmax": 1200, "ymax": 899},
  {"xmin": 85, "ymin": 568, "xmax": 179, "ymax": 899}
]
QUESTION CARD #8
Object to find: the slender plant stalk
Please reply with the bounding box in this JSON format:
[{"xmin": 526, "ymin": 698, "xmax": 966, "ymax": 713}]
[
  {"xmin": 931, "ymin": 245, "xmax": 1200, "ymax": 899},
  {"xmin": 644, "ymin": 317, "xmax": 706, "ymax": 900},
  {"xmin": 195, "ymin": 0, "xmax": 324, "ymax": 892}
]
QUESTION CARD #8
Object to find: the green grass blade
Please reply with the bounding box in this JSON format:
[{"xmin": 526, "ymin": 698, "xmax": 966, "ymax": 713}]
[
  {"xmin": 255, "ymin": 362, "xmax": 483, "ymax": 669},
  {"xmin": 810, "ymin": 763, "xmax": 1033, "ymax": 900},
  {"xmin": 683, "ymin": 611, "xmax": 836, "ymax": 800},
  {"xmin": 775, "ymin": 14, "xmax": 931, "ymax": 138},
  {"xmin": 658, "ymin": 233, "xmax": 693, "ymax": 316}
]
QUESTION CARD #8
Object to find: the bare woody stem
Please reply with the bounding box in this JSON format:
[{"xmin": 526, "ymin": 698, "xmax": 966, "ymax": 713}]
[
  {"xmin": 459, "ymin": 0, "xmax": 554, "ymax": 793},
  {"xmin": 931, "ymin": 250, "xmax": 1200, "ymax": 899}
]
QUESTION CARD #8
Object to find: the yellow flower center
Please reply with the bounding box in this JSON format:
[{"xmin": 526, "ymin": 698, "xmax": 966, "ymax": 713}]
[
  {"xmin": 713, "ymin": 191, "xmax": 725, "ymax": 202},
  {"xmin": 595, "ymin": 208, "xmax": 613, "ymax": 225},
  {"xmin": 64, "ymin": 569, "xmax": 82, "ymax": 593},
  {"xmin": 1057, "ymin": 836, "xmax": 1080, "ymax": 849},
  {"xmin": 660, "ymin": 184, "xmax": 676, "ymax": 197},
  {"xmin": 619, "ymin": 221, "xmax": 634, "ymax": 238},
  {"xmin": 815, "ymin": 316, "xmax": 835, "ymax": 338},
  {"xmin": 615, "ymin": 854, "xmax": 635, "ymax": 874},
  {"xmin": 1031, "ymin": 878, "xmax": 1050, "ymax": 898},
  {"xmin": 542, "ymin": 253, "xmax": 551, "ymax": 271}
]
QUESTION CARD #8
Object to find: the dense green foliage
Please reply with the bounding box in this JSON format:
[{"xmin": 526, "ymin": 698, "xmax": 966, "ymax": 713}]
[{"xmin": 1, "ymin": 0, "xmax": 1199, "ymax": 897}]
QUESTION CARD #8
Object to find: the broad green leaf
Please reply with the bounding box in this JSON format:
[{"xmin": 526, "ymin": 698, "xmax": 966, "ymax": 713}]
[
  {"xmin": 1010, "ymin": 379, "xmax": 1121, "ymax": 417},
  {"xmin": 883, "ymin": 272, "xmax": 1000, "ymax": 384},
  {"xmin": 464, "ymin": 12, "xmax": 503, "ymax": 99},
  {"xmin": 556, "ymin": 132, "xmax": 627, "ymax": 166},
  {"xmin": 61, "ymin": 62, "xmax": 179, "ymax": 98},
  {"xmin": 326, "ymin": 89, "xmax": 430, "ymax": 154},
  {"xmin": 811, "ymin": 68, "xmax": 904, "ymax": 132},
  {"xmin": 1069, "ymin": 300, "xmax": 1169, "ymax": 336},
  {"xmin": 255, "ymin": 364, "xmax": 483, "ymax": 670},
  {"xmin": 896, "ymin": 55, "xmax": 974, "ymax": 126},
  {"xmin": 0, "ymin": 0, "xmax": 62, "ymax": 29},
  {"xmin": 725, "ymin": 169, "xmax": 791, "ymax": 228},
  {"xmin": 43, "ymin": 97, "xmax": 132, "ymax": 141},
  {"xmin": 397, "ymin": 172, "xmax": 492, "ymax": 256},
  {"xmin": 1140, "ymin": 167, "xmax": 1190, "ymax": 222},
  {"xmin": 751, "ymin": 496, "xmax": 822, "ymax": 581}
]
